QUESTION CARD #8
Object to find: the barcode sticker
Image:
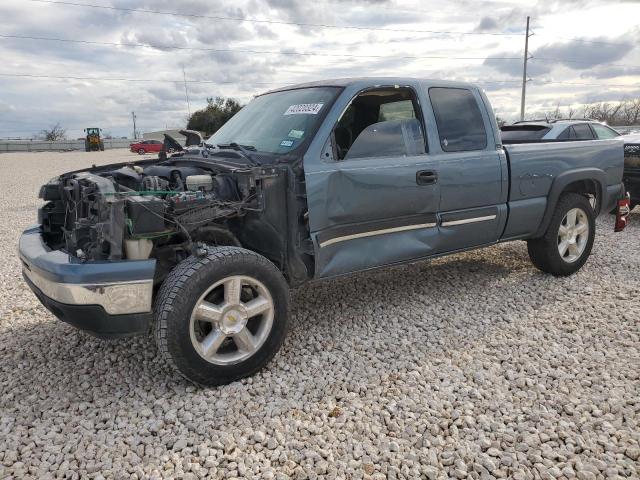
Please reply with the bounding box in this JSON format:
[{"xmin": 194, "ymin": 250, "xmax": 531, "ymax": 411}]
[{"xmin": 284, "ymin": 103, "xmax": 324, "ymax": 115}]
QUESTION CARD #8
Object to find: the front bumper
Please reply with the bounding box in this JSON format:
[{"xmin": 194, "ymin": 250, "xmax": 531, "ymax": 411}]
[{"xmin": 19, "ymin": 225, "xmax": 156, "ymax": 338}]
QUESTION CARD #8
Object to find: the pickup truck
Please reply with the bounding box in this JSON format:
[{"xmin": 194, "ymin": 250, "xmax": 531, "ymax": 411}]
[{"xmin": 19, "ymin": 78, "xmax": 629, "ymax": 386}]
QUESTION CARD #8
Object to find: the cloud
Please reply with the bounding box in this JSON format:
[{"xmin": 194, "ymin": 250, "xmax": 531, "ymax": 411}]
[
  {"xmin": 475, "ymin": 17, "xmax": 499, "ymax": 32},
  {"xmin": 1, "ymin": 0, "xmax": 639, "ymax": 135},
  {"xmin": 533, "ymin": 37, "xmax": 633, "ymax": 69}
]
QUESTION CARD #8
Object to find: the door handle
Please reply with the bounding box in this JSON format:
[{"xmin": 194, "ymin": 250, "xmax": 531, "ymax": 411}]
[{"xmin": 416, "ymin": 170, "xmax": 438, "ymax": 185}]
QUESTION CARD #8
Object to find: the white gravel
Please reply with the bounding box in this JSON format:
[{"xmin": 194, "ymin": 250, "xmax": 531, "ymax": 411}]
[{"xmin": 0, "ymin": 150, "xmax": 639, "ymax": 479}]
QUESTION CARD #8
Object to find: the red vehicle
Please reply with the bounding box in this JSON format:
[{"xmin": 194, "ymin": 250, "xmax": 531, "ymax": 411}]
[{"xmin": 130, "ymin": 139, "xmax": 164, "ymax": 154}]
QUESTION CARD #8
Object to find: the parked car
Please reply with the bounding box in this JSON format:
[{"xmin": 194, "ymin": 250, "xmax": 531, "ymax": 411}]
[
  {"xmin": 501, "ymin": 119, "xmax": 621, "ymax": 144},
  {"xmin": 623, "ymin": 134, "xmax": 640, "ymax": 210},
  {"xmin": 20, "ymin": 78, "xmax": 629, "ymax": 386},
  {"xmin": 130, "ymin": 139, "xmax": 164, "ymax": 154}
]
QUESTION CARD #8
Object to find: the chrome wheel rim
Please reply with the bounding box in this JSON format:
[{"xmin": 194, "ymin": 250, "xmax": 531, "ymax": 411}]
[
  {"xmin": 189, "ymin": 275, "xmax": 274, "ymax": 365},
  {"xmin": 557, "ymin": 207, "xmax": 589, "ymax": 263}
]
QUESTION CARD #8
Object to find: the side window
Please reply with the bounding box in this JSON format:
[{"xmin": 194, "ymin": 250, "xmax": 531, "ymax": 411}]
[
  {"xmin": 557, "ymin": 127, "xmax": 576, "ymax": 140},
  {"xmin": 572, "ymin": 124, "xmax": 595, "ymax": 140},
  {"xmin": 428, "ymin": 87, "xmax": 487, "ymax": 152},
  {"xmin": 591, "ymin": 123, "xmax": 620, "ymax": 139},
  {"xmin": 333, "ymin": 88, "xmax": 426, "ymax": 160}
]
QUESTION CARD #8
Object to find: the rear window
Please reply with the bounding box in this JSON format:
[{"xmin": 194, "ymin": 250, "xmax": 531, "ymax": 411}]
[
  {"xmin": 500, "ymin": 125, "xmax": 551, "ymax": 143},
  {"xmin": 429, "ymin": 87, "xmax": 487, "ymax": 152}
]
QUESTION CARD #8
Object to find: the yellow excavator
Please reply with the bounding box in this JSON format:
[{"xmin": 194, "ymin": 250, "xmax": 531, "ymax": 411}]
[{"xmin": 84, "ymin": 127, "xmax": 105, "ymax": 152}]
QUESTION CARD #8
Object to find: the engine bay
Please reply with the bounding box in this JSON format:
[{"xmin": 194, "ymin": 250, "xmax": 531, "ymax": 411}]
[{"xmin": 38, "ymin": 159, "xmax": 264, "ymax": 264}]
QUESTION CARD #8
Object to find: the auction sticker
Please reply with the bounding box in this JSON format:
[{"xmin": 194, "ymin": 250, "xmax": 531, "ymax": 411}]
[
  {"xmin": 280, "ymin": 140, "xmax": 294, "ymax": 147},
  {"xmin": 284, "ymin": 103, "xmax": 324, "ymax": 115},
  {"xmin": 288, "ymin": 129, "xmax": 304, "ymax": 139}
]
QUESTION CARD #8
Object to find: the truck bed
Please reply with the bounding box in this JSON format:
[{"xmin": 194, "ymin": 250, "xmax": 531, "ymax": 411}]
[{"xmin": 501, "ymin": 138, "xmax": 624, "ymax": 239}]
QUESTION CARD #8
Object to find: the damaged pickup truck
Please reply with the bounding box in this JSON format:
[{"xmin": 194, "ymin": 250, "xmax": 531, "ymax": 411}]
[{"xmin": 20, "ymin": 78, "xmax": 630, "ymax": 386}]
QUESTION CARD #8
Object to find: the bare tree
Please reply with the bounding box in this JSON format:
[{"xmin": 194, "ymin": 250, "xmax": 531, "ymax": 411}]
[
  {"xmin": 550, "ymin": 103, "xmax": 563, "ymax": 120},
  {"xmin": 40, "ymin": 123, "xmax": 66, "ymax": 141},
  {"xmin": 620, "ymin": 98, "xmax": 640, "ymax": 125}
]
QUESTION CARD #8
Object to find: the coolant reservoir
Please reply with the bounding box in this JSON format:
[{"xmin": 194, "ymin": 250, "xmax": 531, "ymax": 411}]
[
  {"xmin": 186, "ymin": 175, "xmax": 213, "ymax": 192},
  {"xmin": 124, "ymin": 238, "xmax": 154, "ymax": 260}
]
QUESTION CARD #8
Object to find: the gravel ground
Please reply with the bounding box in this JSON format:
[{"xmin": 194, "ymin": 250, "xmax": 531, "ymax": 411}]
[{"xmin": 0, "ymin": 150, "xmax": 638, "ymax": 480}]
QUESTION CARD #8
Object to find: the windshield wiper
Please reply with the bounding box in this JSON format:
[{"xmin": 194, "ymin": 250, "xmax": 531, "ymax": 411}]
[{"xmin": 216, "ymin": 142, "xmax": 260, "ymax": 166}]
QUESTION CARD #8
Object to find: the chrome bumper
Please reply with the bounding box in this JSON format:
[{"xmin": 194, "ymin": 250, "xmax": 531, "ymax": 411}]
[
  {"xmin": 19, "ymin": 225, "xmax": 156, "ymax": 316},
  {"xmin": 22, "ymin": 266, "xmax": 153, "ymax": 315}
]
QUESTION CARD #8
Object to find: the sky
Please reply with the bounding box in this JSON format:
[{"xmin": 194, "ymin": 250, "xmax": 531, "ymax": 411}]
[{"xmin": 1, "ymin": 0, "xmax": 639, "ymax": 139}]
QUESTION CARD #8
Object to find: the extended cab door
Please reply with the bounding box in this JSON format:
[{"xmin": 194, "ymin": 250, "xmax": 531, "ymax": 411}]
[
  {"xmin": 424, "ymin": 86, "xmax": 507, "ymax": 252},
  {"xmin": 304, "ymin": 84, "xmax": 442, "ymax": 278}
]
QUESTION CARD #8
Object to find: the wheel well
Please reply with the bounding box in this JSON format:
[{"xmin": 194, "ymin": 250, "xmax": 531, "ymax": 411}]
[{"xmin": 562, "ymin": 179, "xmax": 601, "ymax": 213}]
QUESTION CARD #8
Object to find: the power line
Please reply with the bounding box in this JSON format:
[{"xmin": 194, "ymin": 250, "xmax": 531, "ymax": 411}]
[
  {"xmin": 28, "ymin": 0, "xmax": 524, "ymax": 37},
  {"xmin": 1, "ymin": 72, "xmax": 635, "ymax": 90},
  {"xmin": 0, "ymin": 72, "xmax": 275, "ymax": 84},
  {"xmin": 533, "ymin": 80, "xmax": 640, "ymax": 88},
  {"xmin": 0, "ymin": 71, "xmax": 522, "ymax": 86},
  {"xmin": 532, "ymin": 56, "xmax": 640, "ymax": 70},
  {"xmin": 6, "ymin": 33, "xmax": 639, "ymax": 72},
  {"xmin": 0, "ymin": 34, "xmax": 523, "ymax": 61},
  {"xmin": 532, "ymin": 33, "xmax": 630, "ymax": 48}
]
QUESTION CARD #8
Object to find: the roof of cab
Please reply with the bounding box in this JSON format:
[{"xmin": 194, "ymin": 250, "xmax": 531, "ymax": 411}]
[{"xmin": 262, "ymin": 77, "xmax": 479, "ymax": 95}]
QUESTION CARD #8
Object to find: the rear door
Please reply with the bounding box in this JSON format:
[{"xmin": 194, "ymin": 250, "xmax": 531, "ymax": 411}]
[
  {"xmin": 424, "ymin": 86, "xmax": 507, "ymax": 252},
  {"xmin": 304, "ymin": 85, "xmax": 442, "ymax": 278}
]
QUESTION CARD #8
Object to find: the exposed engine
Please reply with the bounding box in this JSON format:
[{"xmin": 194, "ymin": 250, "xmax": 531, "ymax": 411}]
[{"xmin": 38, "ymin": 160, "xmax": 262, "ymax": 267}]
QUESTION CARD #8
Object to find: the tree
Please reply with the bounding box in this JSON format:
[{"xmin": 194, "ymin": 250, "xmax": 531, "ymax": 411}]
[
  {"xmin": 40, "ymin": 123, "xmax": 66, "ymax": 141},
  {"xmin": 186, "ymin": 96, "xmax": 243, "ymax": 136}
]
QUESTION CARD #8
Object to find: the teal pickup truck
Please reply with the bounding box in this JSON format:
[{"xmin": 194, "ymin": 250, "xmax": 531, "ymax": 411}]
[{"xmin": 20, "ymin": 78, "xmax": 630, "ymax": 385}]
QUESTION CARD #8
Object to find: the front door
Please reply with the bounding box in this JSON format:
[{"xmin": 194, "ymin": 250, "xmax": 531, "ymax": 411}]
[{"xmin": 304, "ymin": 86, "xmax": 441, "ymax": 278}]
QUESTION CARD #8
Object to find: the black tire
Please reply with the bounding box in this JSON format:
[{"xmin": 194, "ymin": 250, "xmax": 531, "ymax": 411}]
[
  {"xmin": 138, "ymin": 148, "xmax": 145, "ymax": 155},
  {"xmin": 527, "ymin": 193, "xmax": 596, "ymax": 276},
  {"xmin": 154, "ymin": 247, "xmax": 290, "ymax": 386}
]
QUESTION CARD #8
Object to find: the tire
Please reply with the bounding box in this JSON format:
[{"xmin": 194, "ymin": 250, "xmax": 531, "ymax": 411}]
[
  {"xmin": 527, "ymin": 193, "xmax": 595, "ymax": 276},
  {"xmin": 154, "ymin": 247, "xmax": 290, "ymax": 386},
  {"xmin": 138, "ymin": 148, "xmax": 145, "ymax": 155}
]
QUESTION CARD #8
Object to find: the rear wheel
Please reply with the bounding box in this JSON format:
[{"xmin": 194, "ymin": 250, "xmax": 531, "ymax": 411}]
[
  {"xmin": 154, "ymin": 247, "xmax": 290, "ymax": 386},
  {"xmin": 527, "ymin": 193, "xmax": 595, "ymax": 276}
]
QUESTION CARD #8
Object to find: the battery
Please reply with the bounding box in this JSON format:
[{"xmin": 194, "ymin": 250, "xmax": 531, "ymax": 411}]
[{"xmin": 126, "ymin": 196, "xmax": 166, "ymax": 235}]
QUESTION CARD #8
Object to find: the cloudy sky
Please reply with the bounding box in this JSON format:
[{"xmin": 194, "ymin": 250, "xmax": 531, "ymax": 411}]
[{"xmin": 1, "ymin": 0, "xmax": 639, "ymax": 138}]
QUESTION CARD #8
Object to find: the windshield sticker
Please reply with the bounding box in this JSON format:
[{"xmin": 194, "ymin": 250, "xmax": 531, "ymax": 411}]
[
  {"xmin": 280, "ymin": 140, "xmax": 294, "ymax": 147},
  {"xmin": 284, "ymin": 103, "xmax": 324, "ymax": 115},
  {"xmin": 288, "ymin": 129, "xmax": 304, "ymax": 139}
]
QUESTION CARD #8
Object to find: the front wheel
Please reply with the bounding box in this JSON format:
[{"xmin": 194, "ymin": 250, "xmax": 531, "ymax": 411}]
[
  {"xmin": 527, "ymin": 193, "xmax": 595, "ymax": 276},
  {"xmin": 138, "ymin": 148, "xmax": 145, "ymax": 155},
  {"xmin": 154, "ymin": 247, "xmax": 290, "ymax": 386}
]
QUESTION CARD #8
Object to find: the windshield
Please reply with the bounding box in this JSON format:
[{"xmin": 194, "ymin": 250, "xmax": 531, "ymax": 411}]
[{"xmin": 207, "ymin": 87, "xmax": 340, "ymax": 154}]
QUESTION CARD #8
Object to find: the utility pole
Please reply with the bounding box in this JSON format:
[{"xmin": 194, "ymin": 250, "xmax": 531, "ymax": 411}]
[
  {"xmin": 131, "ymin": 111, "xmax": 137, "ymax": 139},
  {"xmin": 520, "ymin": 16, "xmax": 532, "ymax": 121},
  {"xmin": 182, "ymin": 66, "xmax": 191, "ymax": 117}
]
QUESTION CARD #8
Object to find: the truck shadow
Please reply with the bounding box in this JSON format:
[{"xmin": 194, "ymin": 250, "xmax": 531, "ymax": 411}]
[{"xmin": 1, "ymin": 241, "xmax": 559, "ymax": 407}]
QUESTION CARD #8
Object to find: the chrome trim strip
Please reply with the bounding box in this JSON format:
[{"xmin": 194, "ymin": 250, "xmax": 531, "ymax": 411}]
[
  {"xmin": 441, "ymin": 214, "xmax": 497, "ymax": 227},
  {"xmin": 23, "ymin": 267, "xmax": 153, "ymax": 315},
  {"xmin": 319, "ymin": 222, "xmax": 437, "ymax": 248}
]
